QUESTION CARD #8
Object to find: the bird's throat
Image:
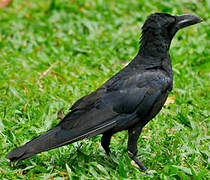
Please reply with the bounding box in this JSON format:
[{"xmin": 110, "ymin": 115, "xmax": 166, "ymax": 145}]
[
  {"xmin": 139, "ymin": 27, "xmax": 171, "ymax": 59},
  {"xmin": 139, "ymin": 39, "xmax": 170, "ymax": 58}
]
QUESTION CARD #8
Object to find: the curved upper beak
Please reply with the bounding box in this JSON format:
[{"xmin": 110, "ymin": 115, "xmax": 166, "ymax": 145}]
[{"xmin": 175, "ymin": 14, "xmax": 202, "ymax": 29}]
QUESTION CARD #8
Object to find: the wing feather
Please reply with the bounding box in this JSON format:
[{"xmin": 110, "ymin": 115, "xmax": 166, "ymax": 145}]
[{"xmin": 58, "ymin": 69, "xmax": 170, "ymax": 141}]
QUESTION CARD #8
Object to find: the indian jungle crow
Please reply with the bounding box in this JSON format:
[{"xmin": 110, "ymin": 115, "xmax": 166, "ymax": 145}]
[{"xmin": 6, "ymin": 13, "xmax": 202, "ymax": 171}]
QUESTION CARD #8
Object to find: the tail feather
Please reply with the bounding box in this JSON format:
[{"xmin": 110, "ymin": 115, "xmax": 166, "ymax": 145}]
[
  {"xmin": 6, "ymin": 126, "xmax": 61, "ymax": 161},
  {"xmin": 6, "ymin": 118, "xmax": 117, "ymax": 161}
]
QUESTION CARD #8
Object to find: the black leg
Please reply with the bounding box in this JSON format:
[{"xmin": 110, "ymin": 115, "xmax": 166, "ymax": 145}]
[
  {"xmin": 101, "ymin": 133, "xmax": 113, "ymax": 156},
  {"xmin": 127, "ymin": 126, "xmax": 147, "ymax": 171}
]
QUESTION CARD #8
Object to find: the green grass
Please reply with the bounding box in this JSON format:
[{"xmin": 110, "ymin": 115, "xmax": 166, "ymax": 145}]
[{"xmin": 0, "ymin": 0, "xmax": 209, "ymax": 179}]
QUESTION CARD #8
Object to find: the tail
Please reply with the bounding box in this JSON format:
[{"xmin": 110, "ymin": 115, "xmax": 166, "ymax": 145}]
[
  {"xmin": 6, "ymin": 118, "xmax": 117, "ymax": 161},
  {"xmin": 6, "ymin": 126, "xmax": 65, "ymax": 161}
]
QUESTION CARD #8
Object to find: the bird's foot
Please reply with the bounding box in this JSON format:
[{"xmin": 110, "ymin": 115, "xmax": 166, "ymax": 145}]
[
  {"xmin": 128, "ymin": 151, "xmax": 147, "ymax": 171},
  {"xmin": 76, "ymin": 143, "xmax": 83, "ymax": 152},
  {"xmin": 104, "ymin": 148, "xmax": 111, "ymax": 157},
  {"xmin": 132, "ymin": 156, "xmax": 147, "ymax": 171}
]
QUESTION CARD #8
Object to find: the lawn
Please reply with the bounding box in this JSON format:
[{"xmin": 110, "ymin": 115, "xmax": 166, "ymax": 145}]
[{"xmin": 0, "ymin": 0, "xmax": 209, "ymax": 179}]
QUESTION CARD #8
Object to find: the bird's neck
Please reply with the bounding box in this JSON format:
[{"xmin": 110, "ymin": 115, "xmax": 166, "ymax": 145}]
[
  {"xmin": 131, "ymin": 50, "xmax": 173, "ymax": 78},
  {"xmin": 138, "ymin": 39, "xmax": 170, "ymax": 58},
  {"xmin": 130, "ymin": 31, "xmax": 173, "ymax": 77},
  {"xmin": 138, "ymin": 28, "xmax": 171, "ymax": 58}
]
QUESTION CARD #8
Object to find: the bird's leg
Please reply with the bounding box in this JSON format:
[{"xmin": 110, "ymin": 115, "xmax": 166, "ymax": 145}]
[
  {"xmin": 127, "ymin": 126, "xmax": 147, "ymax": 171},
  {"xmin": 101, "ymin": 133, "xmax": 113, "ymax": 156}
]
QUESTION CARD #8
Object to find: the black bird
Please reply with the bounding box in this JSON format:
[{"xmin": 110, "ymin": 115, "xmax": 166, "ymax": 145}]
[{"xmin": 6, "ymin": 13, "xmax": 202, "ymax": 171}]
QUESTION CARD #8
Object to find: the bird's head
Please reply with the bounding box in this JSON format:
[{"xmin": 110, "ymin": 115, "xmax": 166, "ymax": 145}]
[{"xmin": 139, "ymin": 13, "xmax": 202, "ymax": 57}]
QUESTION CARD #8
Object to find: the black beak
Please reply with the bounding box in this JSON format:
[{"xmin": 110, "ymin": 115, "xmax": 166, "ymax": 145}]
[{"xmin": 175, "ymin": 14, "xmax": 202, "ymax": 29}]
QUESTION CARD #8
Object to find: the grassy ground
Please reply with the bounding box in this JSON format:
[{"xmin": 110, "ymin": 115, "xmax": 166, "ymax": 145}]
[{"xmin": 0, "ymin": 0, "xmax": 209, "ymax": 179}]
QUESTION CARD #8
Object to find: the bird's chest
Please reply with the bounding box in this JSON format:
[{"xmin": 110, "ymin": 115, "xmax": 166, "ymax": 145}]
[{"xmin": 138, "ymin": 90, "xmax": 169, "ymax": 126}]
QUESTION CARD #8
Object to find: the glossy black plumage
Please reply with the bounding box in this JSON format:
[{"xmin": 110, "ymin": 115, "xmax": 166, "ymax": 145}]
[{"xmin": 6, "ymin": 13, "xmax": 202, "ymax": 171}]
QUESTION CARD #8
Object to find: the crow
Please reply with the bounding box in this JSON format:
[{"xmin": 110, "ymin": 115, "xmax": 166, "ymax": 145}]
[{"xmin": 6, "ymin": 13, "xmax": 202, "ymax": 171}]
